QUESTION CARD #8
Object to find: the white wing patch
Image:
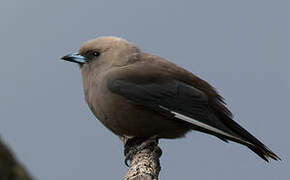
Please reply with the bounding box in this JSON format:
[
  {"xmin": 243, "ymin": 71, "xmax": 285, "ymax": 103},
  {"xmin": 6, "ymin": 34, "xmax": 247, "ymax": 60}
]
[{"xmin": 159, "ymin": 106, "xmax": 252, "ymax": 145}]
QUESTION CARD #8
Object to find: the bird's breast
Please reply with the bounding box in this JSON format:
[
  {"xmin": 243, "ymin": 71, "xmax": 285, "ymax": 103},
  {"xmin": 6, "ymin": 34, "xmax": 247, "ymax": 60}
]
[{"xmin": 82, "ymin": 71, "xmax": 190, "ymax": 139}]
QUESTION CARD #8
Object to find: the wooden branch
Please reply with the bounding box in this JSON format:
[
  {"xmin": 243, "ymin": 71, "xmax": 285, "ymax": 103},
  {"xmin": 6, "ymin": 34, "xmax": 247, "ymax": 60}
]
[
  {"xmin": 123, "ymin": 138, "xmax": 162, "ymax": 180},
  {"xmin": 0, "ymin": 136, "xmax": 33, "ymax": 180}
]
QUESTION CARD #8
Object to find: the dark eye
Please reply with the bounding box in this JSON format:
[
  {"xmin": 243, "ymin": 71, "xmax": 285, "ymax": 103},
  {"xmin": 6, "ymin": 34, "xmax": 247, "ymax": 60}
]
[{"xmin": 92, "ymin": 51, "xmax": 100, "ymax": 57}]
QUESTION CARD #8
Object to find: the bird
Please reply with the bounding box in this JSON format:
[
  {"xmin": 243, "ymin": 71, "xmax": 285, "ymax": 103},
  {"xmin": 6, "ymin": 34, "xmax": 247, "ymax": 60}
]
[{"xmin": 61, "ymin": 36, "xmax": 280, "ymax": 163}]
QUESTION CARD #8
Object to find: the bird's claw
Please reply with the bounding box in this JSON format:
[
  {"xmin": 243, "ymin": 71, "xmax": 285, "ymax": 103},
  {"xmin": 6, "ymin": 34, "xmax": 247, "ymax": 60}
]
[{"xmin": 124, "ymin": 136, "xmax": 158, "ymax": 167}]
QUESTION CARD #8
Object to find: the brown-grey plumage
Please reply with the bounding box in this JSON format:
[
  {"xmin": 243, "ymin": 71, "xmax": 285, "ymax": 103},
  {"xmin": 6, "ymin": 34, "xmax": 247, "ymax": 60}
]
[{"xmin": 61, "ymin": 36, "xmax": 280, "ymax": 162}]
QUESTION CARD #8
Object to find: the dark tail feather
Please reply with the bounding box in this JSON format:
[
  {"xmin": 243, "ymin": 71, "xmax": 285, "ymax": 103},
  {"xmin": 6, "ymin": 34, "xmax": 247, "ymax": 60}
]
[
  {"xmin": 248, "ymin": 145, "xmax": 281, "ymax": 162},
  {"xmin": 216, "ymin": 111, "xmax": 281, "ymax": 162}
]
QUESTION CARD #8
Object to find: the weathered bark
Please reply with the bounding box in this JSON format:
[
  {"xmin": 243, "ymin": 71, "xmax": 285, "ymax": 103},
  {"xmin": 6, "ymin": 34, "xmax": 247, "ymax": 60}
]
[
  {"xmin": 124, "ymin": 138, "xmax": 162, "ymax": 180},
  {"xmin": 0, "ymin": 136, "xmax": 33, "ymax": 180}
]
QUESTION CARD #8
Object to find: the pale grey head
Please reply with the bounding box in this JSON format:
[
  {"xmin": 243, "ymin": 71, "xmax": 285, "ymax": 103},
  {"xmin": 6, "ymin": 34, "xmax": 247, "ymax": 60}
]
[{"xmin": 61, "ymin": 36, "xmax": 140, "ymax": 71}]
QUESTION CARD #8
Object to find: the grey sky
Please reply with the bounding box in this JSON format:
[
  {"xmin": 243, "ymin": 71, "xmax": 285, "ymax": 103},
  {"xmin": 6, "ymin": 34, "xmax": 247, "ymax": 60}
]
[{"xmin": 0, "ymin": 0, "xmax": 289, "ymax": 179}]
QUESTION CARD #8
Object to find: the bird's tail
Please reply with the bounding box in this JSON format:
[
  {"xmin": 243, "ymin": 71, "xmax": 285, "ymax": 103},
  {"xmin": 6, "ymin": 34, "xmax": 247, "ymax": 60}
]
[
  {"xmin": 171, "ymin": 102, "xmax": 280, "ymax": 161},
  {"xmin": 213, "ymin": 111, "xmax": 281, "ymax": 162},
  {"xmin": 222, "ymin": 115, "xmax": 280, "ymax": 161},
  {"xmin": 179, "ymin": 108, "xmax": 281, "ymax": 162}
]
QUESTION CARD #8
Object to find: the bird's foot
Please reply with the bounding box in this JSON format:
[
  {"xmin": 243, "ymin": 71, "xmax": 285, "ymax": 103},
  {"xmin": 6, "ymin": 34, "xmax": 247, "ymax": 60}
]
[{"xmin": 124, "ymin": 136, "xmax": 159, "ymax": 167}]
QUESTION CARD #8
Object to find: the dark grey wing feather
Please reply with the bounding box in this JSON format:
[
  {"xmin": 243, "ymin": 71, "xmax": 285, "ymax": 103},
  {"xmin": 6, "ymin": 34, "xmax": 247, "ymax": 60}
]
[
  {"xmin": 109, "ymin": 79, "xmax": 242, "ymax": 137},
  {"xmin": 108, "ymin": 79, "xmax": 280, "ymax": 161}
]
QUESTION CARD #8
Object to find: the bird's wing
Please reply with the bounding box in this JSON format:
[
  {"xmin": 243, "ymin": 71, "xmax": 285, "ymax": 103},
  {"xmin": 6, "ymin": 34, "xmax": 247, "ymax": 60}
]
[
  {"xmin": 108, "ymin": 79, "xmax": 244, "ymax": 141},
  {"xmin": 107, "ymin": 77, "xmax": 280, "ymax": 161}
]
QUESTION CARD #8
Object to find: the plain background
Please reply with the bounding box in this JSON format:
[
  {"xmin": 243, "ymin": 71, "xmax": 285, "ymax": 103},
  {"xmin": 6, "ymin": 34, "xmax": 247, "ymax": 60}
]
[{"xmin": 0, "ymin": 0, "xmax": 289, "ymax": 179}]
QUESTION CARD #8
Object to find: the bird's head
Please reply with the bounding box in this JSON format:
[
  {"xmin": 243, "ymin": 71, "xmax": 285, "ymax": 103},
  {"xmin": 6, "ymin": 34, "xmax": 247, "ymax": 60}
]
[{"xmin": 61, "ymin": 36, "xmax": 140, "ymax": 71}]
